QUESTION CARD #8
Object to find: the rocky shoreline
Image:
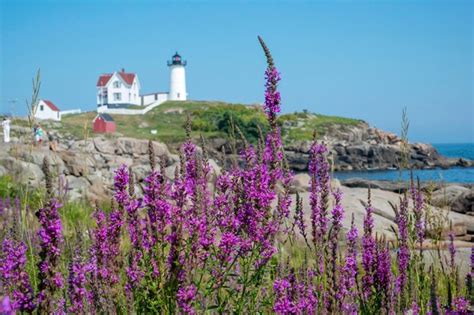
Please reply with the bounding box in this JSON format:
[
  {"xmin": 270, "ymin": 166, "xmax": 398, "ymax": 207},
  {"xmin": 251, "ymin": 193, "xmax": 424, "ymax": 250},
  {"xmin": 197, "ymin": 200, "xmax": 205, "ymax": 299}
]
[
  {"xmin": 202, "ymin": 121, "xmax": 473, "ymax": 172},
  {"xmin": 5, "ymin": 119, "xmax": 474, "ymax": 173}
]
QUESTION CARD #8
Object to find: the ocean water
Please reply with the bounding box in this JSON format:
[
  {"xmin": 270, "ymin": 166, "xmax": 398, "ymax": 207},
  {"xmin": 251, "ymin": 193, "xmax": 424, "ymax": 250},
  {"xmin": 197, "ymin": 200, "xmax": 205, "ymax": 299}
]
[
  {"xmin": 334, "ymin": 143, "xmax": 474, "ymax": 183},
  {"xmin": 434, "ymin": 143, "xmax": 474, "ymax": 160}
]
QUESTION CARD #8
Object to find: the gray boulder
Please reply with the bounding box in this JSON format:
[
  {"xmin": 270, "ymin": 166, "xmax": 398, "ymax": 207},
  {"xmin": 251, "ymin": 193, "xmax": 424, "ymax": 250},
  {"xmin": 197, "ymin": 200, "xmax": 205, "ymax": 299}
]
[
  {"xmin": 116, "ymin": 138, "xmax": 170, "ymax": 157},
  {"xmin": 290, "ymin": 173, "xmax": 310, "ymax": 193},
  {"xmin": 59, "ymin": 151, "xmax": 96, "ymax": 176},
  {"xmin": 451, "ymin": 189, "xmax": 474, "ymax": 214},
  {"xmin": 0, "ymin": 157, "xmax": 44, "ymax": 185},
  {"xmin": 431, "ymin": 185, "xmax": 471, "ymax": 208},
  {"xmin": 93, "ymin": 137, "xmax": 117, "ymax": 155}
]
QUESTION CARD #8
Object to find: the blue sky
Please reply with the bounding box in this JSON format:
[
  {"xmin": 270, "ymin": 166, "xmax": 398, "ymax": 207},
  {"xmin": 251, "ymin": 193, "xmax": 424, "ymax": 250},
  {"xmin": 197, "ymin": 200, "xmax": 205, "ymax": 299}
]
[{"xmin": 1, "ymin": 0, "xmax": 472, "ymax": 143}]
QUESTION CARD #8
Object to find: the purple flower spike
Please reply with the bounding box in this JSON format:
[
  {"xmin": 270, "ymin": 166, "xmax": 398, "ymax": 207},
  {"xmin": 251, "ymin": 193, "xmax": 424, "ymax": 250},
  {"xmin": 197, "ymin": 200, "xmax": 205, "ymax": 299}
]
[
  {"xmin": 309, "ymin": 141, "xmax": 330, "ymax": 250},
  {"xmin": 0, "ymin": 296, "xmax": 13, "ymax": 315},
  {"xmin": 448, "ymin": 230, "xmax": 456, "ymax": 272},
  {"xmin": 0, "ymin": 238, "xmax": 35, "ymax": 312},
  {"xmin": 114, "ymin": 165, "xmax": 130, "ymax": 206},
  {"xmin": 67, "ymin": 246, "xmax": 89, "ymax": 314},
  {"xmin": 361, "ymin": 189, "xmax": 376, "ymax": 298},
  {"xmin": 410, "ymin": 178, "xmax": 425, "ymax": 250},
  {"xmin": 177, "ymin": 284, "xmax": 197, "ymax": 314},
  {"xmin": 341, "ymin": 214, "xmax": 359, "ymax": 313},
  {"xmin": 36, "ymin": 198, "xmax": 64, "ymax": 313},
  {"xmin": 396, "ymin": 195, "xmax": 410, "ymax": 294}
]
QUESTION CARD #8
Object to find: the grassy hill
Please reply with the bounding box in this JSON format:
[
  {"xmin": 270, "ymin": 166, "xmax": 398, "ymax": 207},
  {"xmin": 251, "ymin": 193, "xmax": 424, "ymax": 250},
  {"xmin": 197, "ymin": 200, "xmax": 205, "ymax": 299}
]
[{"xmin": 36, "ymin": 101, "xmax": 363, "ymax": 145}]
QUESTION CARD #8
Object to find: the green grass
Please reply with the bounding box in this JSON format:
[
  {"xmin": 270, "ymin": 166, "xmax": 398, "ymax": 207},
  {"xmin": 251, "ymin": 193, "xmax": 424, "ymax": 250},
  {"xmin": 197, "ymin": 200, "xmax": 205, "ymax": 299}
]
[
  {"xmin": 36, "ymin": 101, "xmax": 363, "ymax": 145},
  {"xmin": 278, "ymin": 112, "xmax": 362, "ymax": 141}
]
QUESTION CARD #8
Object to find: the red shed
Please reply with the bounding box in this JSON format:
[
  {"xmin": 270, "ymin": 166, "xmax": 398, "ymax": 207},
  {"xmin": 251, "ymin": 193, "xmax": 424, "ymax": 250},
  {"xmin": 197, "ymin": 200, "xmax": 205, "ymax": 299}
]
[{"xmin": 93, "ymin": 113, "xmax": 116, "ymax": 133}]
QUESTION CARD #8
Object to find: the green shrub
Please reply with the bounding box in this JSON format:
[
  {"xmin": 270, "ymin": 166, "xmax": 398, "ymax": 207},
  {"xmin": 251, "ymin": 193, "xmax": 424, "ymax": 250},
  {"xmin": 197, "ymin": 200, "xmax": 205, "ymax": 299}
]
[{"xmin": 0, "ymin": 175, "xmax": 16, "ymax": 198}]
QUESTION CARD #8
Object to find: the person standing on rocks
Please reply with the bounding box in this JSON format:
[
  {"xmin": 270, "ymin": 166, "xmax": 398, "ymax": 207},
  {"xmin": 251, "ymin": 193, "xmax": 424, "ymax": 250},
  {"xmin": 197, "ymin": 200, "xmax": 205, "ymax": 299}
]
[
  {"xmin": 2, "ymin": 117, "xmax": 11, "ymax": 143},
  {"xmin": 34, "ymin": 124, "xmax": 44, "ymax": 146}
]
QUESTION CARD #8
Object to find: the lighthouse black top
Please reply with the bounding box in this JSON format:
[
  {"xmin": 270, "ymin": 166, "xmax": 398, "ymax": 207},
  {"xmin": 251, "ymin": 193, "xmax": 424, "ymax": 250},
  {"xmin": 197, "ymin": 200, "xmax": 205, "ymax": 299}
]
[{"xmin": 168, "ymin": 52, "xmax": 187, "ymax": 66}]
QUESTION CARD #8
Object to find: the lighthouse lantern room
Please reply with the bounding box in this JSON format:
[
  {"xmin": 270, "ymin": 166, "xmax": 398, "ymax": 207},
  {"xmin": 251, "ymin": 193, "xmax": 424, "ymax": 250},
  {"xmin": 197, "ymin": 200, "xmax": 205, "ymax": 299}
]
[{"xmin": 168, "ymin": 52, "xmax": 187, "ymax": 101}]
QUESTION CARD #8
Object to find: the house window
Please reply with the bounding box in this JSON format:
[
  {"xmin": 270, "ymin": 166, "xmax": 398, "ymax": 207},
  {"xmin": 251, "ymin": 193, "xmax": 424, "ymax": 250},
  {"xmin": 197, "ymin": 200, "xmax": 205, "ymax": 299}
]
[
  {"xmin": 113, "ymin": 81, "xmax": 121, "ymax": 88},
  {"xmin": 114, "ymin": 93, "xmax": 122, "ymax": 101},
  {"xmin": 40, "ymin": 105, "xmax": 44, "ymax": 111}
]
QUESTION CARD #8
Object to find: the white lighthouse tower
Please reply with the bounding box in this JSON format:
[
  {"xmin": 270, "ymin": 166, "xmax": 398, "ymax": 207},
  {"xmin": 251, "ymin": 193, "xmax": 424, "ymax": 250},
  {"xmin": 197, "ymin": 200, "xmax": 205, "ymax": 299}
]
[{"xmin": 168, "ymin": 52, "xmax": 187, "ymax": 101}]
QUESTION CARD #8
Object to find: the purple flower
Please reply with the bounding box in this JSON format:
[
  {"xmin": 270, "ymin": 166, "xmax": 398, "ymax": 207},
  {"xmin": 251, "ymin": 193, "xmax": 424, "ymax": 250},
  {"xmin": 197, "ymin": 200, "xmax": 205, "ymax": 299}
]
[
  {"xmin": 0, "ymin": 238, "xmax": 35, "ymax": 312},
  {"xmin": 0, "ymin": 296, "xmax": 13, "ymax": 315},
  {"xmin": 177, "ymin": 284, "xmax": 197, "ymax": 314},
  {"xmin": 126, "ymin": 199, "xmax": 143, "ymax": 247},
  {"xmin": 330, "ymin": 189, "xmax": 344, "ymax": 240},
  {"xmin": 341, "ymin": 214, "xmax": 358, "ymax": 312},
  {"xmin": 273, "ymin": 279, "xmax": 295, "ymax": 314},
  {"xmin": 452, "ymin": 296, "xmax": 469, "ymax": 314},
  {"xmin": 448, "ymin": 230, "xmax": 456, "ymax": 272},
  {"xmin": 361, "ymin": 189, "xmax": 376, "ymax": 298},
  {"xmin": 410, "ymin": 301, "xmax": 420, "ymax": 315},
  {"xmin": 67, "ymin": 246, "xmax": 89, "ymax": 314},
  {"xmin": 218, "ymin": 232, "xmax": 240, "ymax": 263},
  {"xmin": 374, "ymin": 242, "xmax": 393, "ymax": 309},
  {"xmin": 309, "ymin": 141, "xmax": 331, "ymax": 273},
  {"xmin": 263, "ymin": 66, "xmax": 281, "ymax": 123},
  {"xmin": 114, "ymin": 164, "xmax": 130, "ymax": 206},
  {"xmin": 273, "ymin": 273, "xmax": 318, "ymax": 315},
  {"xmin": 410, "ymin": 178, "xmax": 425, "ymax": 249},
  {"xmin": 293, "ymin": 192, "xmax": 309, "ymax": 246},
  {"xmin": 467, "ymin": 246, "xmax": 474, "ymax": 299},
  {"xmin": 258, "ymin": 35, "xmax": 281, "ymax": 130},
  {"xmin": 144, "ymin": 170, "xmax": 171, "ymax": 243},
  {"xmin": 471, "ymin": 246, "xmax": 474, "ymax": 271},
  {"xmin": 125, "ymin": 249, "xmax": 145, "ymax": 296},
  {"xmin": 35, "ymin": 198, "xmax": 64, "ymax": 313},
  {"xmin": 396, "ymin": 195, "xmax": 410, "ymax": 294},
  {"xmin": 89, "ymin": 206, "xmax": 123, "ymax": 310},
  {"xmin": 328, "ymin": 188, "xmax": 344, "ymax": 309}
]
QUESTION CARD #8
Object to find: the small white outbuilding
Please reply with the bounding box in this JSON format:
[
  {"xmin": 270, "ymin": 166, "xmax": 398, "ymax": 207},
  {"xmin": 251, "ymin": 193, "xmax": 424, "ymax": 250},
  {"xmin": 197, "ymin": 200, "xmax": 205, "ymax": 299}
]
[{"xmin": 35, "ymin": 100, "xmax": 61, "ymax": 121}]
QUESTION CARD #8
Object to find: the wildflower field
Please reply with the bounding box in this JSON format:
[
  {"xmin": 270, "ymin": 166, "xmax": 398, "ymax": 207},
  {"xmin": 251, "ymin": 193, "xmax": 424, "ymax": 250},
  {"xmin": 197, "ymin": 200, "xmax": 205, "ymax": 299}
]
[{"xmin": 0, "ymin": 37, "xmax": 472, "ymax": 314}]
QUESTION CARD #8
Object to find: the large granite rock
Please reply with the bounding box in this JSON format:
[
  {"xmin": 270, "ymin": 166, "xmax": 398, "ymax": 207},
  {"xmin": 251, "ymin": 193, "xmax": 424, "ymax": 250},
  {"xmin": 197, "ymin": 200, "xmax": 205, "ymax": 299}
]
[
  {"xmin": 294, "ymin": 186, "xmax": 474, "ymax": 244},
  {"xmin": 451, "ymin": 189, "xmax": 474, "ymax": 214},
  {"xmin": 342, "ymin": 179, "xmax": 474, "ymax": 214},
  {"xmin": 0, "ymin": 156, "xmax": 44, "ymax": 185},
  {"xmin": 0, "ymin": 137, "xmax": 177, "ymax": 201},
  {"xmin": 428, "ymin": 185, "xmax": 474, "ymax": 215},
  {"xmin": 431, "ymin": 185, "xmax": 471, "ymax": 208},
  {"xmin": 116, "ymin": 137, "xmax": 170, "ymax": 157}
]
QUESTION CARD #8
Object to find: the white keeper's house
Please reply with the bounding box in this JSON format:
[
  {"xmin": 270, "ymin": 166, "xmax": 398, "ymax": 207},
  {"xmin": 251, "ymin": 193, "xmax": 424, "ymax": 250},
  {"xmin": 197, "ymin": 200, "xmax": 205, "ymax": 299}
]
[
  {"xmin": 35, "ymin": 99, "xmax": 61, "ymax": 121},
  {"xmin": 96, "ymin": 69, "xmax": 141, "ymax": 108}
]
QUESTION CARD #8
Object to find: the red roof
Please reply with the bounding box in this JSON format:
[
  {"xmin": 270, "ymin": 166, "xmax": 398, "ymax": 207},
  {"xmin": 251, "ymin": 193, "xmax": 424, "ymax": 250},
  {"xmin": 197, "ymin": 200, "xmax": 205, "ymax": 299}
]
[
  {"xmin": 96, "ymin": 71, "xmax": 136, "ymax": 87},
  {"xmin": 97, "ymin": 74, "xmax": 113, "ymax": 87},
  {"xmin": 118, "ymin": 72, "xmax": 136, "ymax": 85},
  {"xmin": 43, "ymin": 100, "xmax": 60, "ymax": 112}
]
